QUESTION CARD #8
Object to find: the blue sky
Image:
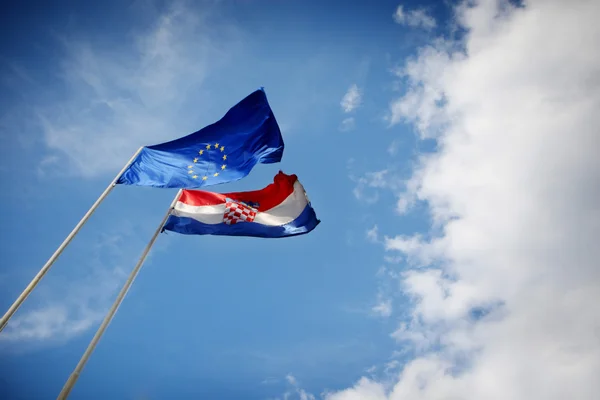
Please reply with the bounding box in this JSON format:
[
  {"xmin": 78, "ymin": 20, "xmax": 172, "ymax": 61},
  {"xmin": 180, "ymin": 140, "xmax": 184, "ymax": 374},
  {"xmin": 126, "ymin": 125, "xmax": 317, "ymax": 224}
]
[
  {"xmin": 0, "ymin": 0, "xmax": 445, "ymax": 398},
  {"xmin": 2, "ymin": 0, "xmax": 599, "ymax": 399}
]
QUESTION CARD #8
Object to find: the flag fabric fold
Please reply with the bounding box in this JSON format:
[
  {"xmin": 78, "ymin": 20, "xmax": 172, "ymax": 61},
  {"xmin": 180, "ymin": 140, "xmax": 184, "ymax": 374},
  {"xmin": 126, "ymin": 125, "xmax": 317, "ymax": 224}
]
[
  {"xmin": 162, "ymin": 172, "xmax": 320, "ymax": 238},
  {"xmin": 117, "ymin": 88, "xmax": 284, "ymax": 189}
]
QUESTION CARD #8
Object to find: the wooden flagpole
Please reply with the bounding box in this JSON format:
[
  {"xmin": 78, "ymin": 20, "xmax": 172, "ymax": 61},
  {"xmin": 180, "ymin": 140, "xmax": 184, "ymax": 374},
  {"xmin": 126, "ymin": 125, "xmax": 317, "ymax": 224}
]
[
  {"xmin": 0, "ymin": 147, "xmax": 144, "ymax": 333},
  {"xmin": 56, "ymin": 189, "xmax": 182, "ymax": 400}
]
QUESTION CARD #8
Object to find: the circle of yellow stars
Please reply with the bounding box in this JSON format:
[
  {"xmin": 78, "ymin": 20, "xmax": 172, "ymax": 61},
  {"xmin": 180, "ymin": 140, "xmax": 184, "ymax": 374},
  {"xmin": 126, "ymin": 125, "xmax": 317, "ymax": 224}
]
[{"xmin": 187, "ymin": 143, "xmax": 227, "ymax": 181}]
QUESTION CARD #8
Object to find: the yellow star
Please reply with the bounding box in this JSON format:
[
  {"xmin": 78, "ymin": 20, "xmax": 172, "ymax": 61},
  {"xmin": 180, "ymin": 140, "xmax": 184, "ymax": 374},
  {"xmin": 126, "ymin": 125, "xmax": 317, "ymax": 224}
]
[
  {"xmin": 220, "ymin": 146, "xmax": 225, "ymax": 152},
  {"xmin": 214, "ymin": 143, "xmax": 219, "ymax": 148},
  {"xmin": 202, "ymin": 176, "xmax": 208, "ymax": 181},
  {"xmin": 206, "ymin": 144, "xmax": 211, "ymax": 150},
  {"xmin": 221, "ymin": 164, "xmax": 226, "ymax": 170},
  {"xmin": 188, "ymin": 170, "xmax": 193, "ymax": 174},
  {"xmin": 188, "ymin": 165, "xmax": 193, "ymax": 169},
  {"xmin": 199, "ymin": 150, "xmax": 204, "ymax": 155},
  {"xmin": 222, "ymin": 155, "xmax": 227, "ymax": 160},
  {"xmin": 213, "ymin": 172, "xmax": 219, "ymax": 177},
  {"xmin": 193, "ymin": 158, "xmax": 199, "ymax": 163},
  {"xmin": 192, "ymin": 175, "xmax": 198, "ymax": 179}
]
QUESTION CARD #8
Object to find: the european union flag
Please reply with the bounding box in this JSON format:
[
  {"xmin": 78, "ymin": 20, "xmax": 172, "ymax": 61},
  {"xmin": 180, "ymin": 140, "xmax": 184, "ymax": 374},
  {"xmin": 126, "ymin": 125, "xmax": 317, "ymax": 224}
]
[{"xmin": 117, "ymin": 88, "xmax": 284, "ymax": 188}]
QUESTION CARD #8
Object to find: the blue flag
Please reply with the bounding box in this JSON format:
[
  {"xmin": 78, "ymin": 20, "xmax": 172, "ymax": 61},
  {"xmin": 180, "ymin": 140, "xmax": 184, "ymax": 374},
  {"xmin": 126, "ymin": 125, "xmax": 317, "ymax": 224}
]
[{"xmin": 117, "ymin": 88, "xmax": 284, "ymax": 188}]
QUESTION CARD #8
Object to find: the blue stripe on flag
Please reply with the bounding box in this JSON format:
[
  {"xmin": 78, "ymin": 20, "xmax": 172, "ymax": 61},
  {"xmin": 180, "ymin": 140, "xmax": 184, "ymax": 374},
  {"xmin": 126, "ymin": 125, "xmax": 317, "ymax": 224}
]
[{"xmin": 162, "ymin": 204, "xmax": 320, "ymax": 238}]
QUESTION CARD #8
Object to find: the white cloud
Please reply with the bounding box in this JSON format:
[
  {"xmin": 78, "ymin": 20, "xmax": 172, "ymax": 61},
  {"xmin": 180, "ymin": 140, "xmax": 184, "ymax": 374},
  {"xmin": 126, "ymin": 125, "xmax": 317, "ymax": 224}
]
[
  {"xmin": 350, "ymin": 169, "xmax": 391, "ymax": 204},
  {"xmin": 388, "ymin": 45, "xmax": 451, "ymax": 135},
  {"xmin": 366, "ymin": 225, "xmax": 379, "ymax": 243},
  {"xmin": 0, "ymin": 227, "xmax": 143, "ymax": 344},
  {"xmin": 372, "ymin": 299, "xmax": 392, "ymax": 318},
  {"xmin": 351, "ymin": 167, "xmax": 410, "ymax": 208},
  {"xmin": 331, "ymin": 0, "xmax": 600, "ymax": 399},
  {"xmin": 286, "ymin": 374, "xmax": 298, "ymax": 386},
  {"xmin": 325, "ymin": 377, "xmax": 386, "ymax": 400},
  {"xmin": 393, "ymin": 5, "xmax": 436, "ymax": 30},
  {"xmin": 36, "ymin": 3, "xmax": 240, "ymax": 177},
  {"xmin": 277, "ymin": 375, "xmax": 316, "ymax": 400},
  {"xmin": 387, "ymin": 139, "xmax": 400, "ymax": 155},
  {"xmin": 383, "ymin": 255, "xmax": 403, "ymax": 264},
  {"xmin": 339, "ymin": 117, "xmax": 356, "ymax": 131},
  {"xmin": 384, "ymin": 234, "xmax": 442, "ymax": 266},
  {"xmin": 351, "ymin": 168, "xmax": 402, "ymax": 204},
  {"xmin": 340, "ymin": 84, "xmax": 361, "ymax": 113},
  {"xmin": 262, "ymin": 377, "xmax": 280, "ymax": 385}
]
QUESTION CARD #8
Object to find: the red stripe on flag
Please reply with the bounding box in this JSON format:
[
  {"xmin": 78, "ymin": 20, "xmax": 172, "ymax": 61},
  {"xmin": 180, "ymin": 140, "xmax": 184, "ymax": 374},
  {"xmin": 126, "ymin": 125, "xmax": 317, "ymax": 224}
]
[
  {"xmin": 179, "ymin": 171, "xmax": 297, "ymax": 211},
  {"xmin": 178, "ymin": 190, "xmax": 227, "ymax": 206}
]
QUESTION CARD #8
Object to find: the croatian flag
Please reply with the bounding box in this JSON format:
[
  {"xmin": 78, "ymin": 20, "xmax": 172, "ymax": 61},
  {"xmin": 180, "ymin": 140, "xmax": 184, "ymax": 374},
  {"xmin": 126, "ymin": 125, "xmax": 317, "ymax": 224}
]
[{"xmin": 162, "ymin": 172, "xmax": 320, "ymax": 238}]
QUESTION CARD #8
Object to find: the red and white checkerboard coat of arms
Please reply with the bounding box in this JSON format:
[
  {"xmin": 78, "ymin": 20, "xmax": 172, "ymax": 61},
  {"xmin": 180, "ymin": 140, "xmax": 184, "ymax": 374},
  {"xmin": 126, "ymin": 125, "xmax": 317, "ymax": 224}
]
[{"xmin": 223, "ymin": 200, "xmax": 257, "ymax": 225}]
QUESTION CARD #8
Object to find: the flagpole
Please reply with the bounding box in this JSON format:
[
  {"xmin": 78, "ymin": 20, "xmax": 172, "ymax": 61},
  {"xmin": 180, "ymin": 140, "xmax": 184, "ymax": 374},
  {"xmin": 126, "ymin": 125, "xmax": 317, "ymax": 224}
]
[
  {"xmin": 0, "ymin": 147, "xmax": 144, "ymax": 333},
  {"xmin": 56, "ymin": 189, "xmax": 182, "ymax": 400}
]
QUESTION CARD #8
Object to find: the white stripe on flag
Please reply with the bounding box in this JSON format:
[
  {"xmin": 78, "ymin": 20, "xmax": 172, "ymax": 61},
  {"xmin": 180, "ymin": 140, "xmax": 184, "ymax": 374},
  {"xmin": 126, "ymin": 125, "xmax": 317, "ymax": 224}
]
[{"xmin": 171, "ymin": 181, "xmax": 309, "ymax": 226}]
